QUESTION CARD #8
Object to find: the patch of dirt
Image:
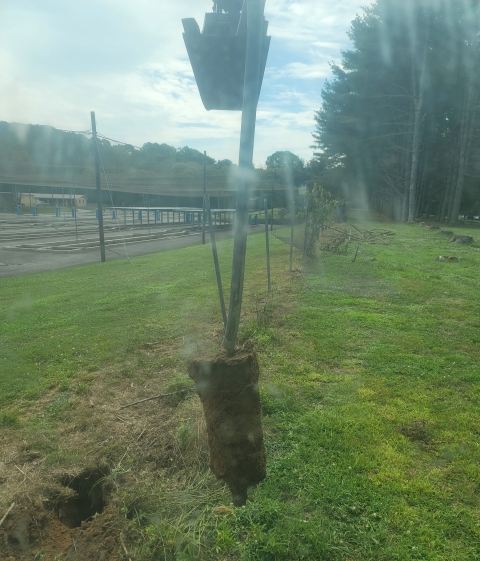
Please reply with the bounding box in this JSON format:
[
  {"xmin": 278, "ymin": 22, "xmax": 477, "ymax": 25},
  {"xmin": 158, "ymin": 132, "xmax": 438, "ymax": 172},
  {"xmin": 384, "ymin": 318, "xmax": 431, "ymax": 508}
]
[
  {"xmin": 436, "ymin": 255, "xmax": 461, "ymax": 262},
  {"xmin": 399, "ymin": 420, "xmax": 430, "ymax": 443},
  {"xmin": 0, "ymin": 339, "xmax": 209, "ymax": 560},
  {"xmin": 450, "ymin": 234, "xmax": 474, "ymax": 244},
  {"xmin": 55, "ymin": 468, "xmax": 108, "ymax": 528},
  {"xmin": 188, "ymin": 346, "xmax": 266, "ymax": 506},
  {"xmin": 1, "ymin": 501, "xmax": 122, "ymax": 561}
]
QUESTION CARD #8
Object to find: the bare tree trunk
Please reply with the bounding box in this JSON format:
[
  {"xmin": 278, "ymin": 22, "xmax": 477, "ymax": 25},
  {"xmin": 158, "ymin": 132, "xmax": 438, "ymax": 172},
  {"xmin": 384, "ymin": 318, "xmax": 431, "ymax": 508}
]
[
  {"xmin": 446, "ymin": 130, "xmax": 463, "ymax": 223},
  {"xmin": 424, "ymin": 180, "xmax": 433, "ymax": 218},
  {"xmin": 395, "ymin": 196, "xmax": 403, "ymax": 221},
  {"xmin": 407, "ymin": 35, "xmax": 428, "ymax": 223},
  {"xmin": 437, "ymin": 138, "xmax": 457, "ymax": 222},
  {"xmin": 424, "ymin": 144, "xmax": 439, "ymax": 218},
  {"xmin": 449, "ymin": 81, "xmax": 478, "ymax": 225},
  {"xmin": 402, "ymin": 107, "xmax": 413, "ymax": 222},
  {"xmin": 416, "ymin": 136, "xmax": 429, "ymax": 218}
]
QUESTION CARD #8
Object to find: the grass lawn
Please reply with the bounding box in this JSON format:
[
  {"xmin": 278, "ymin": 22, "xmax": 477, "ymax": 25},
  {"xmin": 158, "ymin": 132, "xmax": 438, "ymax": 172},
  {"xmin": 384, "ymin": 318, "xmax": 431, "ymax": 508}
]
[{"xmin": 1, "ymin": 210, "xmax": 479, "ymax": 560}]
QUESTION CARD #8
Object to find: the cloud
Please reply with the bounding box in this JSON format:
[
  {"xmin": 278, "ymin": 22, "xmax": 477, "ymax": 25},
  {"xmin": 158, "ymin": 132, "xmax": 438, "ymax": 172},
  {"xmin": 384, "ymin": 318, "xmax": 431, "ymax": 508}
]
[
  {"xmin": 266, "ymin": 0, "xmax": 361, "ymax": 45},
  {"xmin": 270, "ymin": 61, "xmax": 332, "ymax": 80},
  {"xmin": 0, "ymin": 0, "xmax": 363, "ymax": 165}
]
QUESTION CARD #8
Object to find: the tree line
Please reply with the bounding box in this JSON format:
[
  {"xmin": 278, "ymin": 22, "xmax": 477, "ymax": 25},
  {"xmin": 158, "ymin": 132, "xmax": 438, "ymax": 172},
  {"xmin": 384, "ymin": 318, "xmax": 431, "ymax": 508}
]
[
  {"xmin": 0, "ymin": 121, "xmax": 233, "ymax": 188},
  {"xmin": 0, "ymin": 121, "xmax": 320, "ymax": 209},
  {"xmin": 312, "ymin": 0, "xmax": 480, "ymax": 223}
]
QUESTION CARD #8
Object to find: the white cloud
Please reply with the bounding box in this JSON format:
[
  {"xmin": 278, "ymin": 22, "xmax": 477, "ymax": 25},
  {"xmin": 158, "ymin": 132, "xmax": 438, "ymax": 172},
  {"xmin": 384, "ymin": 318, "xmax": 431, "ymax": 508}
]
[
  {"xmin": 266, "ymin": 0, "xmax": 362, "ymax": 43},
  {"xmin": 0, "ymin": 0, "xmax": 363, "ymax": 165},
  {"xmin": 270, "ymin": 61, "xmax": 332, "ymax": 80}
]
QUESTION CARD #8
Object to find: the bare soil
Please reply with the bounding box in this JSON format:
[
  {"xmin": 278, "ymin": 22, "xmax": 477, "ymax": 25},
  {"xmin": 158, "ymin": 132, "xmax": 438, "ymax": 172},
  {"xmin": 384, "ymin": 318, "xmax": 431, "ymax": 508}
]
[
  {"xmin": 1, "ymin": 501, "xmax": 122, "ymax": 561},
  {"xmin": 0, "ymin": 340, "xmax": 211, "ymax": 560}
]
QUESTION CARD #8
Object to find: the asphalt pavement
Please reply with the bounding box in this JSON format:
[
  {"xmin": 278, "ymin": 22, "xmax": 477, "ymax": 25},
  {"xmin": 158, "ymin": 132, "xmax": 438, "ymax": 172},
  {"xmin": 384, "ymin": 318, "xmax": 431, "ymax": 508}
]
[{"xmin": 0, "ymin": 210, "xmax": 262, "ymax": 278}]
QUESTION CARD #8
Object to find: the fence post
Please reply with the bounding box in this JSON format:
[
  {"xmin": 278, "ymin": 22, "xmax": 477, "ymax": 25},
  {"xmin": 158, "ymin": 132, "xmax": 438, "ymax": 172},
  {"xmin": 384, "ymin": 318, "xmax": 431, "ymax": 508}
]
[
  {"xmin": 206, "ymin": 195, "xmax": 227, "ymax": 326},
  {"xmin": 203, "ymin": 151, "xmax": 207, "ymax": 244},
  {"xmin": 264, "ymin": 198, "xmax": 271, "ymax": 292},
  {"xmin": 289, "ymin": 206, "xmax": 294, "ymax": 272},
  {"xmin": 91, "ymin": 111, "xmax": 106, "ymax": 262}
]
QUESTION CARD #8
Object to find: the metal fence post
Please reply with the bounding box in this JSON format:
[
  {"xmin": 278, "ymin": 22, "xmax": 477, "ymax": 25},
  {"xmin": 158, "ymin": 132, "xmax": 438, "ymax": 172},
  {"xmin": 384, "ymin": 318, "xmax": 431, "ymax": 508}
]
[
  {"xmin": 91, "ymin": 111, "xmax": 106, "ymax": 262},
  {"xmin": 206, "ymin": 195, "xmax": 227, "ymax": 326},
  {"xmin": 264, "ymin": 198, "xmax": 271, "ymax": 292}
]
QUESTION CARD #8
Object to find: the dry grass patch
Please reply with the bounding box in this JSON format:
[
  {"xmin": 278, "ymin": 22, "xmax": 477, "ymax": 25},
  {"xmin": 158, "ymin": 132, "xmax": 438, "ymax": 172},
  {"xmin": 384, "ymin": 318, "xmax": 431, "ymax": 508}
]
[{"xmin": 0, "ymin": 338, "xmax": 227, "ymax": 560}]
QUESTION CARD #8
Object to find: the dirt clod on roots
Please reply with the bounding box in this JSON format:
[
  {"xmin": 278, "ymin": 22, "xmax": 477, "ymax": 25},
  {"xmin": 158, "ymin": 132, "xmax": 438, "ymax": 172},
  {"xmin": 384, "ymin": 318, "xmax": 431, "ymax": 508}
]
[{"xmin": 188, "ymin": 347, "xmax": 266, "ymax": 506}]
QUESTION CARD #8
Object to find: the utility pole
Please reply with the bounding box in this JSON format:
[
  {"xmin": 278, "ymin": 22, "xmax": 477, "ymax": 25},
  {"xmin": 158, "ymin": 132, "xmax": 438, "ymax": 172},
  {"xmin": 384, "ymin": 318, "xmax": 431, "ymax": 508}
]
[
  {"xmin": 90, "ymin": 111, "xmax": 106, "ymax": 262},
  {"xmin": 202, "ymin": 151, "xmax": 207, "ymax": 244}
]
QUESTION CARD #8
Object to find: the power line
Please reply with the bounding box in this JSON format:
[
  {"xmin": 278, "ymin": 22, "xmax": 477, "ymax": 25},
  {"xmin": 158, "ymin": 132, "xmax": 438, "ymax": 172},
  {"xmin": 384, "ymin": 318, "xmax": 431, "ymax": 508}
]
[
  {"xmin": 56, "ymin": 128, "xmax": 92, "ymax": 135},
  {"xmin": 96, "ymin": 133, "xmax": 142, "ymax": 150}
]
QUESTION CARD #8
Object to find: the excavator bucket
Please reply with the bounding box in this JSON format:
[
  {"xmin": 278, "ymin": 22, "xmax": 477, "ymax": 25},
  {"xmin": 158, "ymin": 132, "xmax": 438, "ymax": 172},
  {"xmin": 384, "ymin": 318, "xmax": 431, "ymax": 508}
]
[{"xmin": 182, "ymin": 0, "xmax": 270, "ymax": 111}]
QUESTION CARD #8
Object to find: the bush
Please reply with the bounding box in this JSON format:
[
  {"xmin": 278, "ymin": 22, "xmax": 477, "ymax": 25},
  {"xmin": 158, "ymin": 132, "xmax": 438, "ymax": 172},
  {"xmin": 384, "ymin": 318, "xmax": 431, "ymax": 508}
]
[{"xmin": 304, "ymin": 184, "xmax": 337, "ymax": 257}]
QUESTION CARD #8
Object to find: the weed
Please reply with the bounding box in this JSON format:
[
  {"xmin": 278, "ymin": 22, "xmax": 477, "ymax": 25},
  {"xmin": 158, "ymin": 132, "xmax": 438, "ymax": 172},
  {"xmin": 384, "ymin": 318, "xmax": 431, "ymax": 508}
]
[
  {"xmin": 254, "ymin": 291, "xmax": 275, "ymax": 327},
  {"xmin": 260, "ymin": 385, "xmax": 294, "ymax": 415},
  {"xmin": 1, "ymin": 412, "xmax": 19, "ymax": 427},
  {"xmin": 74, "ymin": 381, "xmax": 91, "ymax": 395},
  {"xmin": 175, "ymin": 420, "xmax": 194, "ymax": 452},
  {"xmin": 238, "ymin": 322, "xmax": 277, "ymax": 348}
]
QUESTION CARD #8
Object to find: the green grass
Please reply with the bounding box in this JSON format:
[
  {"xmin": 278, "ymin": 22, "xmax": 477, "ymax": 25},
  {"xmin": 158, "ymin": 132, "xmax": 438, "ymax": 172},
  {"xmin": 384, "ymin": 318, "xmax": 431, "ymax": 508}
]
[
  {"xmin": 1, "ymin": 210, "xmax": 480, "ymax": 560},
  {"xmin": 0, "ymin": 239, "xmax": 242, "ymax": 405}
]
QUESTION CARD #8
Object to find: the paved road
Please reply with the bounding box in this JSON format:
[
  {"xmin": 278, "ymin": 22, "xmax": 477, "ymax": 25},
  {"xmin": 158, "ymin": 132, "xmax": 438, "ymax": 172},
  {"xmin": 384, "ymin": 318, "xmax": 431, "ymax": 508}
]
[{"xmin": 0, "ymin": 211, "xmax": 263, "ymax": 278}]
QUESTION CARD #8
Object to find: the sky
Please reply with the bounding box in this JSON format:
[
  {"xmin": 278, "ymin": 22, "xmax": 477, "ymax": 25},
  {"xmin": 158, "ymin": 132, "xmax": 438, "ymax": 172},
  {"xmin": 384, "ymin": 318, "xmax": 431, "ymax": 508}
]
[{"xmin": 0, "ymin": 0, "xmax": 366, "ymax": 167}]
